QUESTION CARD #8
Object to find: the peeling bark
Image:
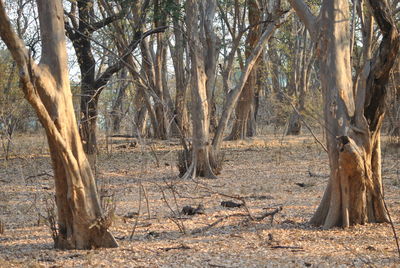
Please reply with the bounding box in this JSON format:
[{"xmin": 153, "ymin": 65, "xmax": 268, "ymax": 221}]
[{"xmin": 290, "ymin": 0, "xmax": 399, "ymax": 228}]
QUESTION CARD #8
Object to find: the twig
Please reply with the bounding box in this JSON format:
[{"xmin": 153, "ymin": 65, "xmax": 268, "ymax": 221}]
[
  {"xmin": 271, "ymin": 245, "xmax": 303, "ymax": 250},
  {"xmin": 160, "ymin": 244, "xmax": 191, "ymax": 251},
  {"xmin": 191, "ymin": 217, "xmax": 226, "ymax": 235},
  {"xmin": 129, "ymin": 182, "xmax": 143, "ymax": 240},
  {"xmin": 285, "ymin": 96, "xmax": 328, "ymax": 153},
  {"xmin": 141, "ymin": 184, "xmax": 151, "ymax": 220},
  {"xmin": 156, "ymin": 183, "xmax": 186, "ymax": 234},
  {"xmin": 25, "ymin": 171, "xmax": 53, "ymax": 181},
  {"xmin": 196, "ymin": 182, "xmax": 255, "ymax": 220},
  {"xmin": 255, "ymin": 207, "xmax": 282, "ymax": 222},
  {"xmin": 382, "ymin": 193, "xmax": 400, "ymax": 259},
  {"xmin": 148, "ymin": 144, "xmax": 160, "ymax": 168}
]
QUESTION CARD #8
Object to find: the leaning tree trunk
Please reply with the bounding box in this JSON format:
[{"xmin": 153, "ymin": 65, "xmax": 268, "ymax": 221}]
[
  {"xmin": 0, "ymin": 0, "xmax": 118, "ymax": 249},
  {"xmin": 290, "ymin": 0, "xmax": 399, "ymax": 228},
  {"xmin": 227, "ymin": 0, "xmax": 261, "ymax": 141}
]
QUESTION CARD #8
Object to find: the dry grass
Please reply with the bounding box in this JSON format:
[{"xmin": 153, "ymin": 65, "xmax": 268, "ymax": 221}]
[{"xmin": 0, "ymin": 132, "xmax": 399, "ymax": 267}]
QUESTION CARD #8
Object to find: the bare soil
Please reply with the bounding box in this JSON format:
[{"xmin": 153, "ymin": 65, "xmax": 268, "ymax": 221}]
[{"xmin": 0, "ymin": 132, "xmax": 399, "ymax": 267}]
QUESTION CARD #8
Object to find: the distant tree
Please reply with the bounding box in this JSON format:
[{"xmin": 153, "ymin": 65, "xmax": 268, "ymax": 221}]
[
  {"xmin": 0, "ymin": 0, "xmax": 118, "ymax": 249},
  {"xmin": 181, "ymin": 0, "xmax": 291, "ymax": 178},
  {"xmin": 226, "ymin": 0, "xmax": 263, "ymax": 140},
  {"xmin": 64, "ymin": 0, "xmax": 126, "ymax": 164}
]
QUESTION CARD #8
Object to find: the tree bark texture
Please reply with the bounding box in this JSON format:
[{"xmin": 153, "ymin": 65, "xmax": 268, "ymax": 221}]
[
  {"xmin": 290, "ymin": 0, "xmax": 399, "ymax": 228},
  {"xmin": 183, "ymin": 0, "xmax": 218, "ymax": 179},
  {"xmin": 0, "ymin": 0, "xmax": 118, "ymax": 249}
]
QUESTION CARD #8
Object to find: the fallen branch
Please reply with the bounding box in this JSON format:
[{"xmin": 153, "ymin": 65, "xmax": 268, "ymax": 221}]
[
  {"xmin": 255, "ymin": 207, "xmax": 282, "ymax": 222},
  {"xmin": 191, "ymin": 217, "xmax": 226, "ymax": 235},
  {"xmin": 160, "ymin": 244, "xmax": 191, "ymax": 251},
  {"xmin": 196, "ymin": 182, "xmax": 255, "ymax": 220},
  {"xmin": 271, "ymin": 245, "xmax": 303, "ymax": 250},
  {"xmin": 25, "ymin": 171, "xmax": 53, "ymax": 181}
]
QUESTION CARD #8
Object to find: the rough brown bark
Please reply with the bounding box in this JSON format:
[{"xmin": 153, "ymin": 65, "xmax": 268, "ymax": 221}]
[
  {"xmin": 289, "ymin": 0, "xmax": 399, "ymax": 228},
  {"xmin": 182, "ymin": 0, "xmax": 218, "ymax": 179},
  {"xmin": 0, "ymin": 0, "xmax": 117, "ymax": 249}
]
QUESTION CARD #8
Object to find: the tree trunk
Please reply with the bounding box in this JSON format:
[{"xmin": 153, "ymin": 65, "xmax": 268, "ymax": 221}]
[
  {"xmin": 182, "ymin": 0, "xmax": 218, "ymax": 179},
  {"xmin": 201, "ymin": 0, "xmax": 219, "ymax": 135},
  {"xmin": 289, "ymin": 0, "xmax": 399, "ymax": 228},
  {"xmin": 110, "ymin": 70, "xmax": 129, "ymax": 133},
  {"xmin": 170, "ymin": 12, "xmax": 190, "ymax": 138},
  {"xmin": 286, "ymin": 27, "xmax": 315, "ymax": 135},
  {"xmin": 212, "ymin": 9, "xmax": 291, "ymax": 152},
  {"xmin": 0, "ymin": 0, "xmax": 118, "ymax": 249},
  {"xmin": 170, "ymin": 4, "xmax": 190, "ymax": 138},
  {"xmin": 133, "ymin": 85, "xmax": 149, "ymax": 137},
  {"xmin": 227, "ymin": 0, "xmax": 261, "ymax": 140}
]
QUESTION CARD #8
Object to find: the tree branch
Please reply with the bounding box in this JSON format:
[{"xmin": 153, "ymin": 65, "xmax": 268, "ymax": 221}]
[
  {"xmin": 93, "ymin": 26, "xmax": 168, "ymax": 93},
  {"xmin": 0, "ymin": 0, "xmax": 30, "ymax": 70},
  {"xmin": 287, "ymin": 0, "xmax": 318, "ymax": 40},
  {"xmin": 88, "ymin": 12, "xmax": 124, "ymax": 33}
]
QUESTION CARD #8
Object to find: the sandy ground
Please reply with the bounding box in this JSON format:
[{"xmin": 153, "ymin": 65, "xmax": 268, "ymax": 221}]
[{"xmin": 0, "ymin": 132, "xmax": 399, "ymax": 267}]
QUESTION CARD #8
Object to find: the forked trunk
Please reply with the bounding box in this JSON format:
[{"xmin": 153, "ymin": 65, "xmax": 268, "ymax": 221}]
[{"xmin": 294, "ymin": 0, "xmax": 400, "ymax": 228}]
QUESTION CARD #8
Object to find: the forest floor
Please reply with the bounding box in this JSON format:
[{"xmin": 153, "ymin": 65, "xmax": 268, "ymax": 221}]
[{"xmin": 0, "ymin": 131, "xmax": 399, "ymax": 267}]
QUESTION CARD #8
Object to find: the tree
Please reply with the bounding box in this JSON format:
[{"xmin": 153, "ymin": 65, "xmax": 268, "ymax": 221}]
[
  {"xmin": 226, "ymin": 0, "xmax": 259, "ymax": 140},
  {"xmin": 183, "ymin": 0, "xmax": 219, "ymax": 179},
  {"xmin": 64, "ymin": 0, "xmax": 165, "ymax": 161},
  {"xmin": 289, "ymin": 0, "xmax": 399, "ymax": 228},
  {"xmin": 181, "ymin": 0, "xmax": 291, "ymax": 179},
  {"xmin": 169, "ymin": 0, "xmax": 190, "ymax": 138},
  {"xmin": 64, "ymin": 0, "xmax": 122, "ymax": 161},
  {"xmin": 212, "ymin": 4, "xmax": 291, "ymax": 153},
  {"xmin": 0, "ymin": 0, "xmax": 118, "ymax": 249}
]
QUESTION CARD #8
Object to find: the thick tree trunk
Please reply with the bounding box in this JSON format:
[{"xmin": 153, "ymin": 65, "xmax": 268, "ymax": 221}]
[
  {"xmin": 182, "ymin": 0, "xmax": 218, "ymax": 179},
  {"xmin": 289, "ymin": 0, "xmax": 399, "ymax": 228},
  {"xmin": 201, "ymin": 0, "xmax": 219, "ymax": 135},
  {"xmin": 0, "ymin": 0, "xmax": 117, "ymax": 249}
]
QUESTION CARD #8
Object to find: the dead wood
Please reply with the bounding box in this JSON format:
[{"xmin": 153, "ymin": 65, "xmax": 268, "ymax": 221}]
[
  {"xmin": 191, "ymin": 217, "xmax": 226, "ymax": 235},
  {"xmin": 254, "ymin": 207, "xmax": 283, "ymax": 222}
]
